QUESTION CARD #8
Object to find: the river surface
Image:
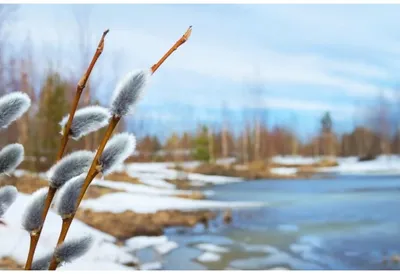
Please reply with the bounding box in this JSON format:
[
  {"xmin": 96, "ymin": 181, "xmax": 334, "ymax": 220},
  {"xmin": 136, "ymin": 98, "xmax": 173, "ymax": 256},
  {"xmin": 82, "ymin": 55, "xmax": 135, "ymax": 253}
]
[{"xmin": 142, "ymin": 175, "xmax": 400, "ymax": 270}]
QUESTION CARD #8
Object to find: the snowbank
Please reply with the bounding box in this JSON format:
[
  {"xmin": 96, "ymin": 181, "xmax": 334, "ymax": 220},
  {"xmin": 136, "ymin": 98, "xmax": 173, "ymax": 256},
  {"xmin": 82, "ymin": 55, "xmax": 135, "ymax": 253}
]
[
  {"xmin": 125, "ymin": 236, "xmax": 168, "ymax": 251},
  {"xmin": 197, "ymin": 252, "xmax": 221, "ymax": 262},
  {"xmin": 273, "ymin": 155, "xmax": 400, "ymax": 176},
  {"xmin": 0, "ymin": 192, "xmax": 137, "ymax": 270},
  {"xmin": 126, "ymin": 162, "xmax": 242, "ymax": 186},
  {"xmin": 81, "ymin": 192, "xmax": 264, "ymax": 214},
  {"xmin": 319, "ymin": 155, "xmax": 400, "ymax": 175},
  {"xmin": 196, "ymin": 243, "xmax": 229, "ymax": 253},
  {"xmin": 272, "ymin": 156, "xmax": 321, "ymax": 166},
  {"xmin": 270, "ymin": 167, "xmax": 298, "ymax": 176},
  {"xmin": 92, "ymin": 178, "xmax": 195, "ymax": 197}
]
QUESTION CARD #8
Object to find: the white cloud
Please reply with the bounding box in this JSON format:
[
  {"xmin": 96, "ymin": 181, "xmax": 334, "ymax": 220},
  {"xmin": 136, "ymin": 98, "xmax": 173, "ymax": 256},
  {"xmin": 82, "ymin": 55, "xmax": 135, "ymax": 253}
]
[{"xmin": 8, "ymin": 4, "xmax": 399, "ymax": 108}]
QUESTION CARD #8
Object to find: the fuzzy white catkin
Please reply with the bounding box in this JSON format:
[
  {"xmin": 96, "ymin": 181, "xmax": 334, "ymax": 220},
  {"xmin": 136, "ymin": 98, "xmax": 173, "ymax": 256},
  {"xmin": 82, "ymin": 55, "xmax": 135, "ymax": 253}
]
[
  {"xmin": 0, "ymin": 185, "xmax": 17, "ymax": 217},
  {"xmin": 47, "ymin": 150, "xmax": 94, "ymax": 189},
  {"xmin": 55, "ymin": 235, "xmax": 93, "ymax": 264},
  {"xmin": 55, "ymin": 175, "xmax": 85, "ymax": 218},
  {"xmin": 0, "ymin": 143, "xmax": 24, "ymax": 174},
  {"xmin": 21, "ymin": 187, "xmax": 48, "ymax": 233},
  {"xmin": 31, "ymin": 253, "xmax": 52, "ymax": 270},
  {"xmin": 0, "ymin": 91, "xmax": 31, "ymax": 129},
  {"xmin": 99, "ymin": 133, "xmax": 136, "ymax": 175},
  {"xmin": 59, "ymin": 106, "xmax": 111, "ymax": 140},
  {"xmin": 110, "ymin": 70, "xmax": 150, "ymax": 117}
]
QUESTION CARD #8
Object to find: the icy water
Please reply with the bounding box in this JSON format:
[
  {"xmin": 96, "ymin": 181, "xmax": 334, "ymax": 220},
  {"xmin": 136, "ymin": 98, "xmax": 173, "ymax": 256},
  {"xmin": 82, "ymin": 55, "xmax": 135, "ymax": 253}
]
[{"xmin": 150, "ymin": 175, "xmax": 400, "ymax": 270}]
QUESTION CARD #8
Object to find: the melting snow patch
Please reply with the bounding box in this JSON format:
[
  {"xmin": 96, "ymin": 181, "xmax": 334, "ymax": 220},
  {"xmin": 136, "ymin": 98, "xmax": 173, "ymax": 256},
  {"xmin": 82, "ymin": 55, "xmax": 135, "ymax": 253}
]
[
  {"xmin": 270, "ymin": 167, "xmax": 297, "ymax": 176},
  {"xmin": 125, "ymin": 236, "xmax": 168, "ymax": 251},
  {"xmin": 196, "ymin": 243, "xmax": 229, "ymax": 253},
  {"xmin": 197, "ymin": 252, "xmax": 221, "ymax": 262},
  {"xmin": 140, "ymin": 261, "xmax": 162, "ymax": 270},
  {"xmin": 81, "ymin": 192, "xmax": 264, "ymax": 214},
  {"xmin": 154, "ymin": 241, "xmax": 178, "ymax": 255}
]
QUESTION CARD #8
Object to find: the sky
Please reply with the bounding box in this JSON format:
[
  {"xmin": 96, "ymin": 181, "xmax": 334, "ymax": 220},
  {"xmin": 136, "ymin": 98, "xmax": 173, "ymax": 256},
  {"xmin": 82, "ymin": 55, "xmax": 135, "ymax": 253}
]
[{"xmin": 6, "ymin": 4, "xmax": 400, "ymax": 139}]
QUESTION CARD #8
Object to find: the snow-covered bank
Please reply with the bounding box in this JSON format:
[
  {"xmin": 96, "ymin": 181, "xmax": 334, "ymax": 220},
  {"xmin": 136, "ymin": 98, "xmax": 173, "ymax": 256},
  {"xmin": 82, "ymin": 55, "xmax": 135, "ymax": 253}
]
[
  {"xmin": 81, "ymin": 192, "xmax": 264, "ymax": 214},
  {"xmin": 272, "ymin": 155, "xmax": 400, "ymax": 176},
  {"xmin": 319, "ymin": 155, "xmax": 400, "ymax": 175},
  {"xmin": 0, "ymin": 192, "xmax": 136, "ymax": 270},
  {"xmin": 126, "ymin": 162, "xmax": 242, "ymax": 186},
  {"xmin": 92, "ymin": 178, "xmax": 200, "ymax": 197},
  {"xmin": 270, "ymin": 167, "xmax": 298, "ymax": 176}
]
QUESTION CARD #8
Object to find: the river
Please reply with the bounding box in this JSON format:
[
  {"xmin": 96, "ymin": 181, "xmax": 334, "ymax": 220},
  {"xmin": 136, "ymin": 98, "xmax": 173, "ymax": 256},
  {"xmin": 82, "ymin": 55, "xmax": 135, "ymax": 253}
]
[{"xmin": 140, "ymin": 175, "xmax": 400, "ymax": 270}]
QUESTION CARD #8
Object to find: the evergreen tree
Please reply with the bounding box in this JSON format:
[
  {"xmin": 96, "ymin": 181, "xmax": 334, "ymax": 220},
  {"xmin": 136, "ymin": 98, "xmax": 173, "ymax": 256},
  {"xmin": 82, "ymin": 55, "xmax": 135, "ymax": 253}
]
[
  {"xmin": 36, "ymin": 72, "xmax": 70, "ymax": 164},
  {"xmin": 193, "ymin": 126, "xmax": 210, "ymax": 162}
]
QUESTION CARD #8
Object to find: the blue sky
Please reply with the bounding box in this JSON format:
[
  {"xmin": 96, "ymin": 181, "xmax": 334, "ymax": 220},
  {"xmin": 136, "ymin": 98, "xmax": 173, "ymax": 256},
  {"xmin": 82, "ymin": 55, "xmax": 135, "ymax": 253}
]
[{"xmin": 7, "ymin": 4, "xmax": 400, "ymax": 139}]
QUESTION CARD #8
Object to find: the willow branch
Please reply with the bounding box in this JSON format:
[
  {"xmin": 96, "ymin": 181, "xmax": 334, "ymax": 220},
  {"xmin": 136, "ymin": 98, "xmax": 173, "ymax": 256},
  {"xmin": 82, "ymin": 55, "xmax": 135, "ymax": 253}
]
[
  {"xmin": 24, "ymin": 29, "xmax": 109, "ymax": 271},
  {"xmin": 150, "ymin": 26, "xmax": 192, "ymax": 74},
  {"xmin": 48, "ymin": 26, "xmax": 192, "ymax": 270}
]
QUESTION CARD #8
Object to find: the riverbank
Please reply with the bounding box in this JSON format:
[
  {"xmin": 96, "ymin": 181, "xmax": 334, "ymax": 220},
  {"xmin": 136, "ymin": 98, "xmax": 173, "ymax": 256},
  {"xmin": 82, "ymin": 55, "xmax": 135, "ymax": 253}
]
[
  {"xmin": 177, "ymin": 155, "xmax": 400, "ymax": 180},
  {"xmin": 176, "ymin": 158, "xmax": 337, "ymax": 181}
]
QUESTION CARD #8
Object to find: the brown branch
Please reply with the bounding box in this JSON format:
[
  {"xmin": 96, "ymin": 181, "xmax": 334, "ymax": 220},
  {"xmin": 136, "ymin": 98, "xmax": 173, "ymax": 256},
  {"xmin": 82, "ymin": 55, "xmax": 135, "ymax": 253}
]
[
  {"xmin": 150, "ymin": 26, "xmax": 192, "ymax": 74},
  {"xmin": 49, "ymin": 25, "xmax": 192, "ymax": 270},
  {"xmin": 24, "ymin": 29, "xmax": 109, "ymax": 270},
  {"xmin": 24, "ymin": 233, "xmax": 40, "ymax": 270},
  {"xmin": 57, "ymin": 29, "xmax": 109, "ymax": 160},
  {"xmin": 48, "ymin": 116, "xmax": 120, "ymax": 270},
  {"xmin": 48, "ymin": 218, "xmax": 73, "ymax": 270}
]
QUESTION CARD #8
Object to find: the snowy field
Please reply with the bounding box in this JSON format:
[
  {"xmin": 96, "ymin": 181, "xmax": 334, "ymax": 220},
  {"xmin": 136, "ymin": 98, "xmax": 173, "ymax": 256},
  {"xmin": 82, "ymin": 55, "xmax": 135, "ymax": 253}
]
[{"xmin": 0, "ymin": 162, "xmax": 261, "ymax": 270}]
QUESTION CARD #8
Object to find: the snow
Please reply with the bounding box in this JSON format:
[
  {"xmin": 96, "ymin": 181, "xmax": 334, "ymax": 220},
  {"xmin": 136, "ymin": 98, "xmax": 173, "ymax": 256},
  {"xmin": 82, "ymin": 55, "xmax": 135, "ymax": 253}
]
[
  {"xmin": 154, "ymin": 241, "xmax": 178, "ymax": 255},
  {"xmin": 12, "ymin": 169, "xmax": 26, "ymax": 178},
  {"xmin": 320, "ymin": 155, "xmax": 400, "ymax": 175},
  {"xmin": 187, "ymin": 173, "xmax": 242, "ymax": 185},
  {"xmin": 125, "ymin": 235, "xmax": 177, "ymax": 255},
  {"xmin": 197, "ymin": 252, "xmax": 221, "ymax": 262},
  {"xmin": 270, "ymin": 167, "xmax": 298, "ymax": 176},
  {"xmin": 272, "ymin": 156, "xmax": 320, "ymax": 166},
  {"xmin": 0, "ymin": 192, "xmax": 137, "ymax": 270},
  {"xmin": 140, "ymin": 261, "xmax": 162, "ymax": 270},
  {"xmin": 138, "ymin": 178, "xmax": 175, "ymax": 189},
  {"xmin": 92, "ymin": 179, "xmax": 195, "ymax": 197},
  {"xmin": 81, "ymin": 192, "xmax": 264, "ymax": 214},
  {"xmin": 126, "ymin": 162, "xmax": 242, "ymax": 186},
  {"xmin": 273, "ymin": 155, "xmax": 400, "ymax": 176},
  {"xmin": 196, "ymin": 243, "xmax": 229, "ymax": 253},
  {"xmin": 125, "ymin": 236, "xmax": 168, "ymax": 251}
]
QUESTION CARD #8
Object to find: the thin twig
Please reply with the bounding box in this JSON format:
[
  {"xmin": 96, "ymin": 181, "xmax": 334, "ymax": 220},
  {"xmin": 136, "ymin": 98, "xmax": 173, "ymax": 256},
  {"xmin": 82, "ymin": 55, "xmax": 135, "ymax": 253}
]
[
  {"xmin": 150, "ymin": 26, "xmax": 192, "ymax": 74},
  {"xmin": 24, "ymin": 29, "xmax": 109, "ymax": 270},
  {"xmin": 48, "ymin": 26, "xmax": 192, "ymax": 270}
]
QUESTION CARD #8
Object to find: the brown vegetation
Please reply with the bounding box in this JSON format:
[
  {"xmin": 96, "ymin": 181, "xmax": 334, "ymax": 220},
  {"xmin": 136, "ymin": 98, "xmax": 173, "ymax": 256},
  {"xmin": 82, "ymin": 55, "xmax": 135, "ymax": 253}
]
[
  {"xmin": 0, "ymin": 173, "xmax": 116, "ymax": 199},
  {"xmin": 0, "ymin": 257, "xmax": 21, "ymax": 270},
  {"xmin": 103, "ymin": 171, "xmax": 141, "ymax": 185},
  {"xmin": 75, "ymin": 209, "xmax": 215, "ymax": 240}
]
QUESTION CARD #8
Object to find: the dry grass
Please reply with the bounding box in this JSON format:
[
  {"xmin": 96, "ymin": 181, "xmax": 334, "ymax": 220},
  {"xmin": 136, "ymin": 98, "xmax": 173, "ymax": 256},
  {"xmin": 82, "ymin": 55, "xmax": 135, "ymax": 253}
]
[
  {"xmin": 0, "ymin": 174, "xmax": 48, "ymax": 194},
  {"xmin": 75, "ymin": 208, "xmax": 215, "ymax": 240},
  {"xmin": 0, "ymin": 257, "xmax": 21, "ymax": 270},
  {"xmin": 188, "ymin": 161, "xmax": 273, "ymax": 180},
  {"xmin": 174, "ymin": 191, "xmax": 205, "ymax": 200},
  {"xmin": 271, "ymin": 158, "xmax": 338, "ymax": 169},
  {"xmin": 103, "ymin": 171, "xmax": 141, "ymax": 185},
  {"xmin": 186, "ymin": 158, "xmax": 338, "ymax": 180},
  {"xmin": 0, "ymin": 174, "xmax": 116, "ymax": 199}
]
